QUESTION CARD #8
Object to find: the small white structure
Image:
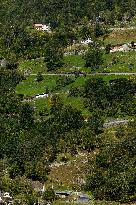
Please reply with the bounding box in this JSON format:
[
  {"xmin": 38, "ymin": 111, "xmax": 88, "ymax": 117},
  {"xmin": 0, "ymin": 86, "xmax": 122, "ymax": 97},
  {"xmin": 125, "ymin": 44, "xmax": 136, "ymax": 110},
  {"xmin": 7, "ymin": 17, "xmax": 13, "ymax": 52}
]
[
  {"xmin": 42, "ymin": 24, "xmax": 51, "ymax": 32},
  {"xmin": 35, "ymin": 93, "xmax": 49, "ymax": 99},
  {"xmin": 23, "ymin": 69, "xmax": 32, "ymax": 78},
  {"xmin": 81, "ymin": 38, "xmax": 93, "ymax": 45},
  {"xmin": 42, "ymin": 184, "xmax": 46, "ymax": 192},
  {"xmin": 34, "ymin": 24, "xmax": 51, "ymax": 32},
  {"xmin": 2, "ymin": 192, "xmax": 13, "ymax": 204},
  {"xmin": 122, "ymin": 44, "xmax": 130, "ymax": 52}
]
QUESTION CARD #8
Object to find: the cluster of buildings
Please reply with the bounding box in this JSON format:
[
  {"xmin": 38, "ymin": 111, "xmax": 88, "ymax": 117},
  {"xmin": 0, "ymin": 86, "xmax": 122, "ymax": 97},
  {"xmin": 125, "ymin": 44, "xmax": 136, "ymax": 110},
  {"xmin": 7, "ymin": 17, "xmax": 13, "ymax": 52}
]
[{"xmin": 0, "ymin": 192, "xmax": 13, "ymax": 205}]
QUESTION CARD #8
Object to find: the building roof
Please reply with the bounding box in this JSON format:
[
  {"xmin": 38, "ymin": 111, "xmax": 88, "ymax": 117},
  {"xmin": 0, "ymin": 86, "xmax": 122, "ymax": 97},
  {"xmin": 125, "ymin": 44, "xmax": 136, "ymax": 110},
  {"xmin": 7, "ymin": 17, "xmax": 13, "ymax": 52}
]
[{"xmin": 34, "ymin": 24, "xmax": 43, "ymax": 27}]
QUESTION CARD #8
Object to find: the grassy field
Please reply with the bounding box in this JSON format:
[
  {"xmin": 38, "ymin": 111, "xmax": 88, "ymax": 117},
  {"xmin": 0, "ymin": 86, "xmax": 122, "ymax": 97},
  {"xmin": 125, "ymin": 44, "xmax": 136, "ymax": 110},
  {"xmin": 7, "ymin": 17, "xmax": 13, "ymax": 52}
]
[
  {"xmin": 16, "ymin": 42, "xmax": 136, "ymax": 117},
  {"xmin": 16, "ymin": 74, "xmax": 131, "ymax": 97},
  {"xmin": 64, "ymin": 55, "xmax": 85, "ymax": 68},
  {"xmin": 102, "ymin": 51, "xmax": 136, "ymax": 73},
  {"xmin": 45, "ymin": 151, "xmax": 95, "ymax": 191},
  {"xmin": 16, "ymin": 75, "xmax": 60, "ymax": 96},
  {"xmin": 103, "ymin": 28, "xmax": 136, "ymax": 45},
  {"xmin": 16, "ymin": 74, "xmax": 133, "ymax": 117},
  {"xmin": 18, "ymin": 49, "xmax": 136, "ymax": 74},
  {"xmin": 18, "ymin": 58, "xmax": 46, "ymax": 74},
  {"xmin": 63, "ymin": 51, "xmax": 136, "ymax": 73}
]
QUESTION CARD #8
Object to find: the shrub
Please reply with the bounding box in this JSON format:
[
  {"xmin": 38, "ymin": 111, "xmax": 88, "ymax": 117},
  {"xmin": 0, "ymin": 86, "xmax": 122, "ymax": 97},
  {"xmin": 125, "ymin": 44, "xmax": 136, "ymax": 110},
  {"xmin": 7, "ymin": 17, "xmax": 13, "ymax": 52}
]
[
  {"xmin": 84, "ymin": 43, "xmax": 103, "ymax": 70},
  {"xmin": 56, "ymin": 76, "xmax": 74, "ymax": 89},
  {"xmin": 36, "ymin": 72, "xmax": 44, "ymax": 82},
  {"xmin": 105, "ymin": 44, "xmax": 111, "ymax": 54},
  {"xmin": 69, "ymin": 87, "xmax": 83, "ymax": 97},
  {"xmin": 56, "ymin": 152, "xmax": 72, "ymax": 163},
  {"xmin": 42, "ymin": 188, "xmax": 56, "ymax": 202}
]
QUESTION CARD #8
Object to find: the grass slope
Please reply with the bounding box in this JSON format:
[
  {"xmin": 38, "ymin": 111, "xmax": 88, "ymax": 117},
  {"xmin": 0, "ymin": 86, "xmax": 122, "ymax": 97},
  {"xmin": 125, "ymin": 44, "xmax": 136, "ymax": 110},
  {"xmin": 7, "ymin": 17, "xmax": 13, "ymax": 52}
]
[
  {"xmin": 18, "ymin": 51, "xmax": 136, "ymax": 74},
  {"xmin": 103, "ymin": 28, "xmax": 136, "ymax": 45},
  {"xmin": 18, "ymin": 58, "xmax": 46, "ymax": 74},
  {"xmin": 16, "ymin": 75, "xmax": 60, "ymax": 96},
  {"xmin": 46, "ymin": 152, "xmax": 95, "ymax": 191},
  {"xmin": 103, "ymin": 51, "xmax": 136, "ymax": 73},
  {"xmin": 16, "ymin": 74, "xmax": 133, "ymax": 117}
]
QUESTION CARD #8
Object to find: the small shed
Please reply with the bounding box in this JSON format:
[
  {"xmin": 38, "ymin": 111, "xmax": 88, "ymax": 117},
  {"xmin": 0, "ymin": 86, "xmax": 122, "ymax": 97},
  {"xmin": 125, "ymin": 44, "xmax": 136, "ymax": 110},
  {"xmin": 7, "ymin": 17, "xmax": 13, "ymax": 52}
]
[{"xmin": 34, "ymin": 24, "xmax": 51, "ymax": 32}]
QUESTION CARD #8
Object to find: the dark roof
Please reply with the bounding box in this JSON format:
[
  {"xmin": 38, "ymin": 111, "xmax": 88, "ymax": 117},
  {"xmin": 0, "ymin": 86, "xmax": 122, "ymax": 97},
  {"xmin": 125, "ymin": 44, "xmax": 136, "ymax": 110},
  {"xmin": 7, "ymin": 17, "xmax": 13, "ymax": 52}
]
[{"xmin": 55, "ymin": 191, "xmax": 72, "ymax": 196}]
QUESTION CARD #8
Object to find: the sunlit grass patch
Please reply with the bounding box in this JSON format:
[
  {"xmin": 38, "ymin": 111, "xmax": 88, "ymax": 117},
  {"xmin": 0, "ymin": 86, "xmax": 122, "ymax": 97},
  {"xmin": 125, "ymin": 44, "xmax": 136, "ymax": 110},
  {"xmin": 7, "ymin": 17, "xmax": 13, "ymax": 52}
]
[
  {"xmin": 18, "ymin": 58, "xmax": 46, "ymax": 73},
  {"xmin": 46, "ymin": 152, "xmax": 93, "ymax": 191},
  {"xmin": 103, "ymin": 28, "xmax": 136, "ymax": 45},
  {"xmin": 64, "ymin": 55, "xmax": 85, "ymax": 68},
  {"xmin": 16, "ymin": 75, "xmax": 59, "ymax": 96},
  {"xmin": 101, "ymin": 51, "xmax": 136, "ymax": 73}
]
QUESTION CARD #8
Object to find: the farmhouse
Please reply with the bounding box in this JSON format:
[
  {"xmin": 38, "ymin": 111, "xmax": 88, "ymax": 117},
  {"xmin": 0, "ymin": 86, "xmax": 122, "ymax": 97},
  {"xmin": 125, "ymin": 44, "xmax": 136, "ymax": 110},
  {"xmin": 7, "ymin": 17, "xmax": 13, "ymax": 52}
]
[{"xmin": 34, "ymin": 24, "xmax": 51, "ymax": 32}]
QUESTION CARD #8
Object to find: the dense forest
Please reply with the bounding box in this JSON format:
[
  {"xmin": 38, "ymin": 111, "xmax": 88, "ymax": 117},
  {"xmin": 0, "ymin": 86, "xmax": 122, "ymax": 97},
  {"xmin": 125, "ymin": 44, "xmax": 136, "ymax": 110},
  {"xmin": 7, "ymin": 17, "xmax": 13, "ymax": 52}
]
[
  {"xmin": 0, "ymin": 0, "xmax": 136, "ymax": 204},
  {"xmin": 1, "ymin": 65, "xmax": 136, "ymax": 204},
  {"xmin": 1, "ymin": 0, "xmax": 136, "ymax": 27},
  {"xmin": 0, "ymin": 0, "xmax": 136, "ymax": 61}
]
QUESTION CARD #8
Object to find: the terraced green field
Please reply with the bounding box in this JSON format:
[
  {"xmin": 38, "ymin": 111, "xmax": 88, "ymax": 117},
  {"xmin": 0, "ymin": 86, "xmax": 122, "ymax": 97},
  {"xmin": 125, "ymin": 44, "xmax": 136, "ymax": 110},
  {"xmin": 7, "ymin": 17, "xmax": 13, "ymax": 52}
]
[
  {"xmin": 103, "ymin": 51, "xmax": 136, "ymax": 73},
  {"xmin": 18, "ymin": 58, "xmax": 46, "ymax": 73},
  {"xmin": 16, "ymin": 75, "xmax": 60, "ymax": 96},
  {"xmin": 16, "ymin": 74, "xmax": 134, "ymax": 119},
  {"xmin": 16, "ymin": 47, "xmax": 136, "ymax": 119},
  {"xmin": 18, "ymin": 50, "xmax": 136, "ymax": 74}
]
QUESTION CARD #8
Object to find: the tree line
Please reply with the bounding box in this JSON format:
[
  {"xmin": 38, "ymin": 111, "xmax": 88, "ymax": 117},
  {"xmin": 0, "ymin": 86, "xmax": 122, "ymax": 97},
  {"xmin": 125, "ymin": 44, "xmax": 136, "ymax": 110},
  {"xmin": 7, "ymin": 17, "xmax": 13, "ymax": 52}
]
[{"xmin": 1, "ymin": 0, "xmax": 136, "ymax": 27}]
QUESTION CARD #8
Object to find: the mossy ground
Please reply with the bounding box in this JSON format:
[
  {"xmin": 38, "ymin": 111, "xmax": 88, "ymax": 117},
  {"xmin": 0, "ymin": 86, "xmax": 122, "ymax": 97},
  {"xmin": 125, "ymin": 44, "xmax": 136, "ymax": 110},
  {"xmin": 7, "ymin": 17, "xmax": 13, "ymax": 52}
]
[{"xmin": 45, "ymin": 151, "xmax": 95, "ymax": 191}]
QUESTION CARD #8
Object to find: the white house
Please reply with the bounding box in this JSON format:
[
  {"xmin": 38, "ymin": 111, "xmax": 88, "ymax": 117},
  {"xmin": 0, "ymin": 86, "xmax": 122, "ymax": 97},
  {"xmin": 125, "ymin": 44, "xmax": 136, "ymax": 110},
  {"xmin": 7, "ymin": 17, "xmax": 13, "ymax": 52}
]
[{"xmin": 34, "ymin": 24, "xmax": 51, "ymax": 32}]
